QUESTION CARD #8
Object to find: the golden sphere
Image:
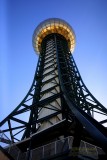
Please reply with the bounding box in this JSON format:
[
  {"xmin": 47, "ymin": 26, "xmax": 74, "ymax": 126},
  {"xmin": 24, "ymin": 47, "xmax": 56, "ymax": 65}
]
[{"xmin": 33, "ymin": 18, "xmax": 76, "ymax": 54}]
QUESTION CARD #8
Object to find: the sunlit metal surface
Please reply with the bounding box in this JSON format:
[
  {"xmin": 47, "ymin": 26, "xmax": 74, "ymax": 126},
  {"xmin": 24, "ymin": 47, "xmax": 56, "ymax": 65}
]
[{"xmin": 33, "ymin": 18, "xmax": 76, "ymax": 54}]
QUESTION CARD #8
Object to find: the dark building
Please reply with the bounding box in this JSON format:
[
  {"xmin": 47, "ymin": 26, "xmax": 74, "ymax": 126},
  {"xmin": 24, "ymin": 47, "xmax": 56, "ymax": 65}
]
[{"xmin": 0, "ymin": 18, "xmax": 107, "ymax": 160}]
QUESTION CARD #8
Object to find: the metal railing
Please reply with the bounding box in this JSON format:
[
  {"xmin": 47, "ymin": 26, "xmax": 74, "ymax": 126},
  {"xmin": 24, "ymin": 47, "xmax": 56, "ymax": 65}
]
[{"xmin": 2, "ymin": 136, "xmax": 106, "ymax": 160}]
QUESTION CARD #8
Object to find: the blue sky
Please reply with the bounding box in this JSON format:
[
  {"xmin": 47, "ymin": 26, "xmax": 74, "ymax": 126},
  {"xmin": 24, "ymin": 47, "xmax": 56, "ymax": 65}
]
[{"xmin": 0, "ymin": 0, "xmax": 107, "ymax": 121}]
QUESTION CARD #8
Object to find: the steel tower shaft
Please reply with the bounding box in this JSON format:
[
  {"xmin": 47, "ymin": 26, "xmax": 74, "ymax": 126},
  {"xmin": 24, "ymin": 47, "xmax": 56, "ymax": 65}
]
[
  {"xmin": 1, "ymin": 33, "xmax": 107, "ymax": 148},
  {"xmin": 0, "ymin": 19, "xmax": 107, "ymax": 159}
]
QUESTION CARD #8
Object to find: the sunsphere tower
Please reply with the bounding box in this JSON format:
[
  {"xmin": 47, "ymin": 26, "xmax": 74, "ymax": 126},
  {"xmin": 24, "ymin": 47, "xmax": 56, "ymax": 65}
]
[{"xmin": 0, "ymin": 18, "xmax": 107, "ymax": 160}]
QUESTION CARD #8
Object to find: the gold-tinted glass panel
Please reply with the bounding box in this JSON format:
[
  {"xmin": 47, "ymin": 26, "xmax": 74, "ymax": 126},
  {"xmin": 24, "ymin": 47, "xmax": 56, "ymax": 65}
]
[{"xmin": 33, "ymin": 18, "xmax": 76, "ymax": 54}]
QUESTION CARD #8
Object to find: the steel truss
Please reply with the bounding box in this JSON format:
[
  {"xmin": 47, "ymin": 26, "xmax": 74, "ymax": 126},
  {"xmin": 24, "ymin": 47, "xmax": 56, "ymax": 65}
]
[{"xmin": 0, "ymin": 34, "xmax": 107, "ymax": 156}]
